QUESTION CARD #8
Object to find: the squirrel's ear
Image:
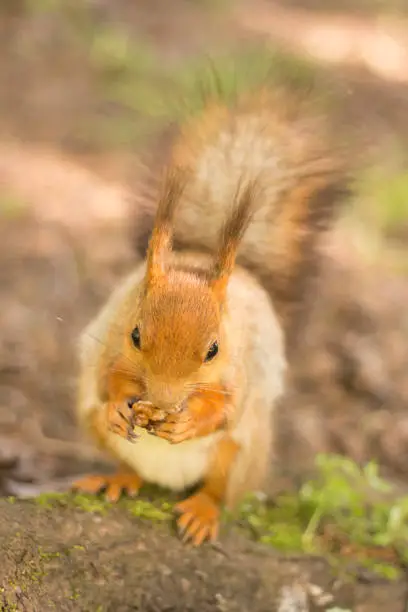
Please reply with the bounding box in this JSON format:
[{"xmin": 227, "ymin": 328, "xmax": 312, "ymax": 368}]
[
  {"xmin": 145, "ymin": 167, "xmax": 187, "ymax": 286},
  {"xmin": 210, "ymin": 182, "xmax": 255, "ymax": 302},
  {"xmin": 146, "ymin": 227, "xmax": 171, "ymax": 286}
]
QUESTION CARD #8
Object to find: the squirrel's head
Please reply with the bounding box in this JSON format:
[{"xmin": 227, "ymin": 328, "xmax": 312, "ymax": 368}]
[{"xmin": 126, "ymin": 168, "xmax": 254, "ymax": 411}]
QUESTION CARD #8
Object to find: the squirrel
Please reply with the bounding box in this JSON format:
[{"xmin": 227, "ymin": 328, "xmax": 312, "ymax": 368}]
[{"xmin": 73, "ymin": 86, "xmax": 348, "ymax": 546}]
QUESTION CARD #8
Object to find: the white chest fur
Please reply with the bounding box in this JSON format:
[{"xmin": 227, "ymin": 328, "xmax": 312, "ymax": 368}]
[{"xmin": 106, "ymin": 426, "xmax": 223, "ymax": 491}]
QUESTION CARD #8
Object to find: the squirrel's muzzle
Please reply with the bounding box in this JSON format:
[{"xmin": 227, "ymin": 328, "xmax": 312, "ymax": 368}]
[{"xmin": 145, "ymin": 379, "xmax": 187, "ymax": 413}]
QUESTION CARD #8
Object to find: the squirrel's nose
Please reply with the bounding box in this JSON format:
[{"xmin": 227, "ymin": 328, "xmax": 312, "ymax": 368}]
[{"xmin": 146, "ymin": 380, "xmax": 185, "ymax": 412}]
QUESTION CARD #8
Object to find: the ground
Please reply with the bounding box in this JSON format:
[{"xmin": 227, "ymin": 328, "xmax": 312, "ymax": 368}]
[
  {"xmin": 1, "ymin": 0, "xmax": 408, "ymax": 609},
  {"xmin": 0, "ymin": 496, "xmax": 407, "ymax": 611}
]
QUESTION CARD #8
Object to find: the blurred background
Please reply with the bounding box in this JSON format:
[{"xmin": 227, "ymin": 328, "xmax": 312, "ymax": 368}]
[{"xmin": 1, "ymin": 0, "xmax": 408, "ymax": 498}]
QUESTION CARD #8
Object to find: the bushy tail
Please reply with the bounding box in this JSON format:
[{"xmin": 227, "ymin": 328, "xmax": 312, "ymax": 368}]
[{"xmin": 135, "ymin": 86, "xmax": 350, "ymax": 350}]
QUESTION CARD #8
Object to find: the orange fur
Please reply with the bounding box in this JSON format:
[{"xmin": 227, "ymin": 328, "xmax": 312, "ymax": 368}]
[
  {"xmin": 152, "ymin": 386, "xmax": 232, "ymax": 443},
  {"xmin": 73, "ymin": 468, "xmax": 143, "ymax": 503},
  {"xmin": 77, "ymin": 85, "xmax": 348, "ymax": 546},
  {"xmin": 102, "ymin": 356, "xmax": 230, "ymax": 442},
  {"xmin": 94, "ymin": 170, "xmax": 253, "ymax": 415},
  {"xmin": 210, "ymin": 181, "xmax": 256, "ymax": 302},
  {"xmin": 145, "ymin": 167, "xmax": 188, "ymax": 286},
  {"xmin": 175, "ymin": 436, "xmax": 240, "ymax": 545}
]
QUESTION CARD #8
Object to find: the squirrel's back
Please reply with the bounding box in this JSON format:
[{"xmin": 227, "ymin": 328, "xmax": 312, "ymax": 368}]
[{"xmin": 137, "ymin": 88, "xmax": 349, "ymax": 348}]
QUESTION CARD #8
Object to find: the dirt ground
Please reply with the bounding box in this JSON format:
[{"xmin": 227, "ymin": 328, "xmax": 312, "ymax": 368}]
[
  {"xmin": 1, "ymin": 498, "xmax": 407, "ymax": 611},
  {"xmin": 1, "ymin": 0, "xmax": 408, "ymax": 608}
]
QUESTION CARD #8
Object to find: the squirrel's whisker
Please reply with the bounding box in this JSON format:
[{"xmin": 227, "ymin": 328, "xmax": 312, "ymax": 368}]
[{"xmin": 84, "ymin": 332, "xmax": 138, "ymax": 369}]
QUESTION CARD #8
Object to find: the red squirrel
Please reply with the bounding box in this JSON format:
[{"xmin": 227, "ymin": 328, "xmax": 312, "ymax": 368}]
[{"xmin": 73, "ymin": 88, "xmax": 347, "ymax": 546}]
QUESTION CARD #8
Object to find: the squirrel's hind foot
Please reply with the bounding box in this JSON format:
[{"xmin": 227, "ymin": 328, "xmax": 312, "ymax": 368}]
[
  {"xmin": 175, "ymin": 491, "xmax": 220, "ymax": 546},
  {"xmin": 72, "ymin": 470, "xmax": 143, "ymax": 503}
]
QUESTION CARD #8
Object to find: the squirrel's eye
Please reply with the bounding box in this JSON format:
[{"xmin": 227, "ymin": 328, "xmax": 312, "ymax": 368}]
[
  {"xmin": 205, "ymin": 341, "xmax": 218, "ymax": 362},
  {"xmin": 131, "ymin": 327, "xmax": 141, "ymax": 349}
]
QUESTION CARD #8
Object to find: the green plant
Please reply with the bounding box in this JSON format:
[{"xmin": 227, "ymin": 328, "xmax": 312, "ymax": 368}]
[{"xmin": 238, "ymin": 453, "xmax": 408, "ymax": 578}]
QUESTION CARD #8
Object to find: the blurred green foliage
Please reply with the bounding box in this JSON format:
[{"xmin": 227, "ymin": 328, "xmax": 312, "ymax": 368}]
[
  {"xmin": 283, "ymin": 0, "xmax": 408, "ymax": 16},
  {"xmin": 0, "ymin": 194, "xmax": 27, "ymax": 219},
  {"xmin": 6, "ymin": 0, "xmax": 408, "ymax": 252},
  {"xmin": 341, "ymin": 163, "xmax": 408, "ymax": 271},
  {"xmin": 357, "ymin": 167, "xmax": 408, "ymax": 233},
  {"xmin": 15, "ymin": 0, "xmax": 326, "ymax": 150},
  {"xmin": 237, "ymin": 454, "xmax": 408, "ymax": 580}
]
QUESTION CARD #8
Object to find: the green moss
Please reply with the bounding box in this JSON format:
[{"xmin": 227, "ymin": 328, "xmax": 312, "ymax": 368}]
[
  {"xmin": 34, "ymin": 489, "xmax": 173, "ymax": 522},
  {"xmin": 35, "ymin": 491, "xmax": 112, "ymax": 514},
  {"xmin": 35, "ymin": 491, "xmax": 74, "ymax": 509},
  {"xmin": 0, "ymin": 600, "xmax": 18, "ymax": 612},
  {"xmin": 70, "ymin": 493, "xmax": 112, "ymax": 515},
  {"xmin": 125, "ymin": 498, "xmax": 172, "ymax": 522},
  {"xmin": 358, "ymin": 559, "xmax": 400, "ymax": 581},
  {"xmin": 38, "ymin": 546, "xmax": 61, "ymax": 561},
  {"xmin": 18, "ymin": 557, "xmax": 47, "ymax": 586},
  {"xmin": 69, "ymin": 588, "xmax": 80, "ymax": 601}
]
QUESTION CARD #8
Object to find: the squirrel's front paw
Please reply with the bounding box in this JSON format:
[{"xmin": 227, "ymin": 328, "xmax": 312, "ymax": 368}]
[
  {"xmin": 152, "ymin": 411, "xmax": 198, "ymax": 444},
  {"xmin": 105, "ymin": 401, "xmax": 139, "ymax": 442},
  {"xmin": 129, "ymin": 400, "xmax": 166, "ymax": 430},
  {"xmin": 152, "ymin": 392, "xmax": 228, "ymax": 444},
  {"xmin": 106, "ymin": 398, "xmax": 165, "ymax": 442}
]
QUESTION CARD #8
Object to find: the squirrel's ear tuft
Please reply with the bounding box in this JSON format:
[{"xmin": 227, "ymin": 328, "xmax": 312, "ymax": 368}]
[
  {"xmin": 210, "ymin": 181, "xmax": 256, "ymax": 302},
  {"xmin": 145, "ymin": 166, "xmax": 187, "ymax": 286}
]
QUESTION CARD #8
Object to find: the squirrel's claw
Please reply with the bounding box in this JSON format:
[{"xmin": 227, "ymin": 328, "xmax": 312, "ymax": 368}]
[
  {"xmin": 175, "ymin": 492, "xmax": 220, "ymax": 546},
  {"xmin": 105, "ymin": 401, "xmax": 139, "ymax": 442}
]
